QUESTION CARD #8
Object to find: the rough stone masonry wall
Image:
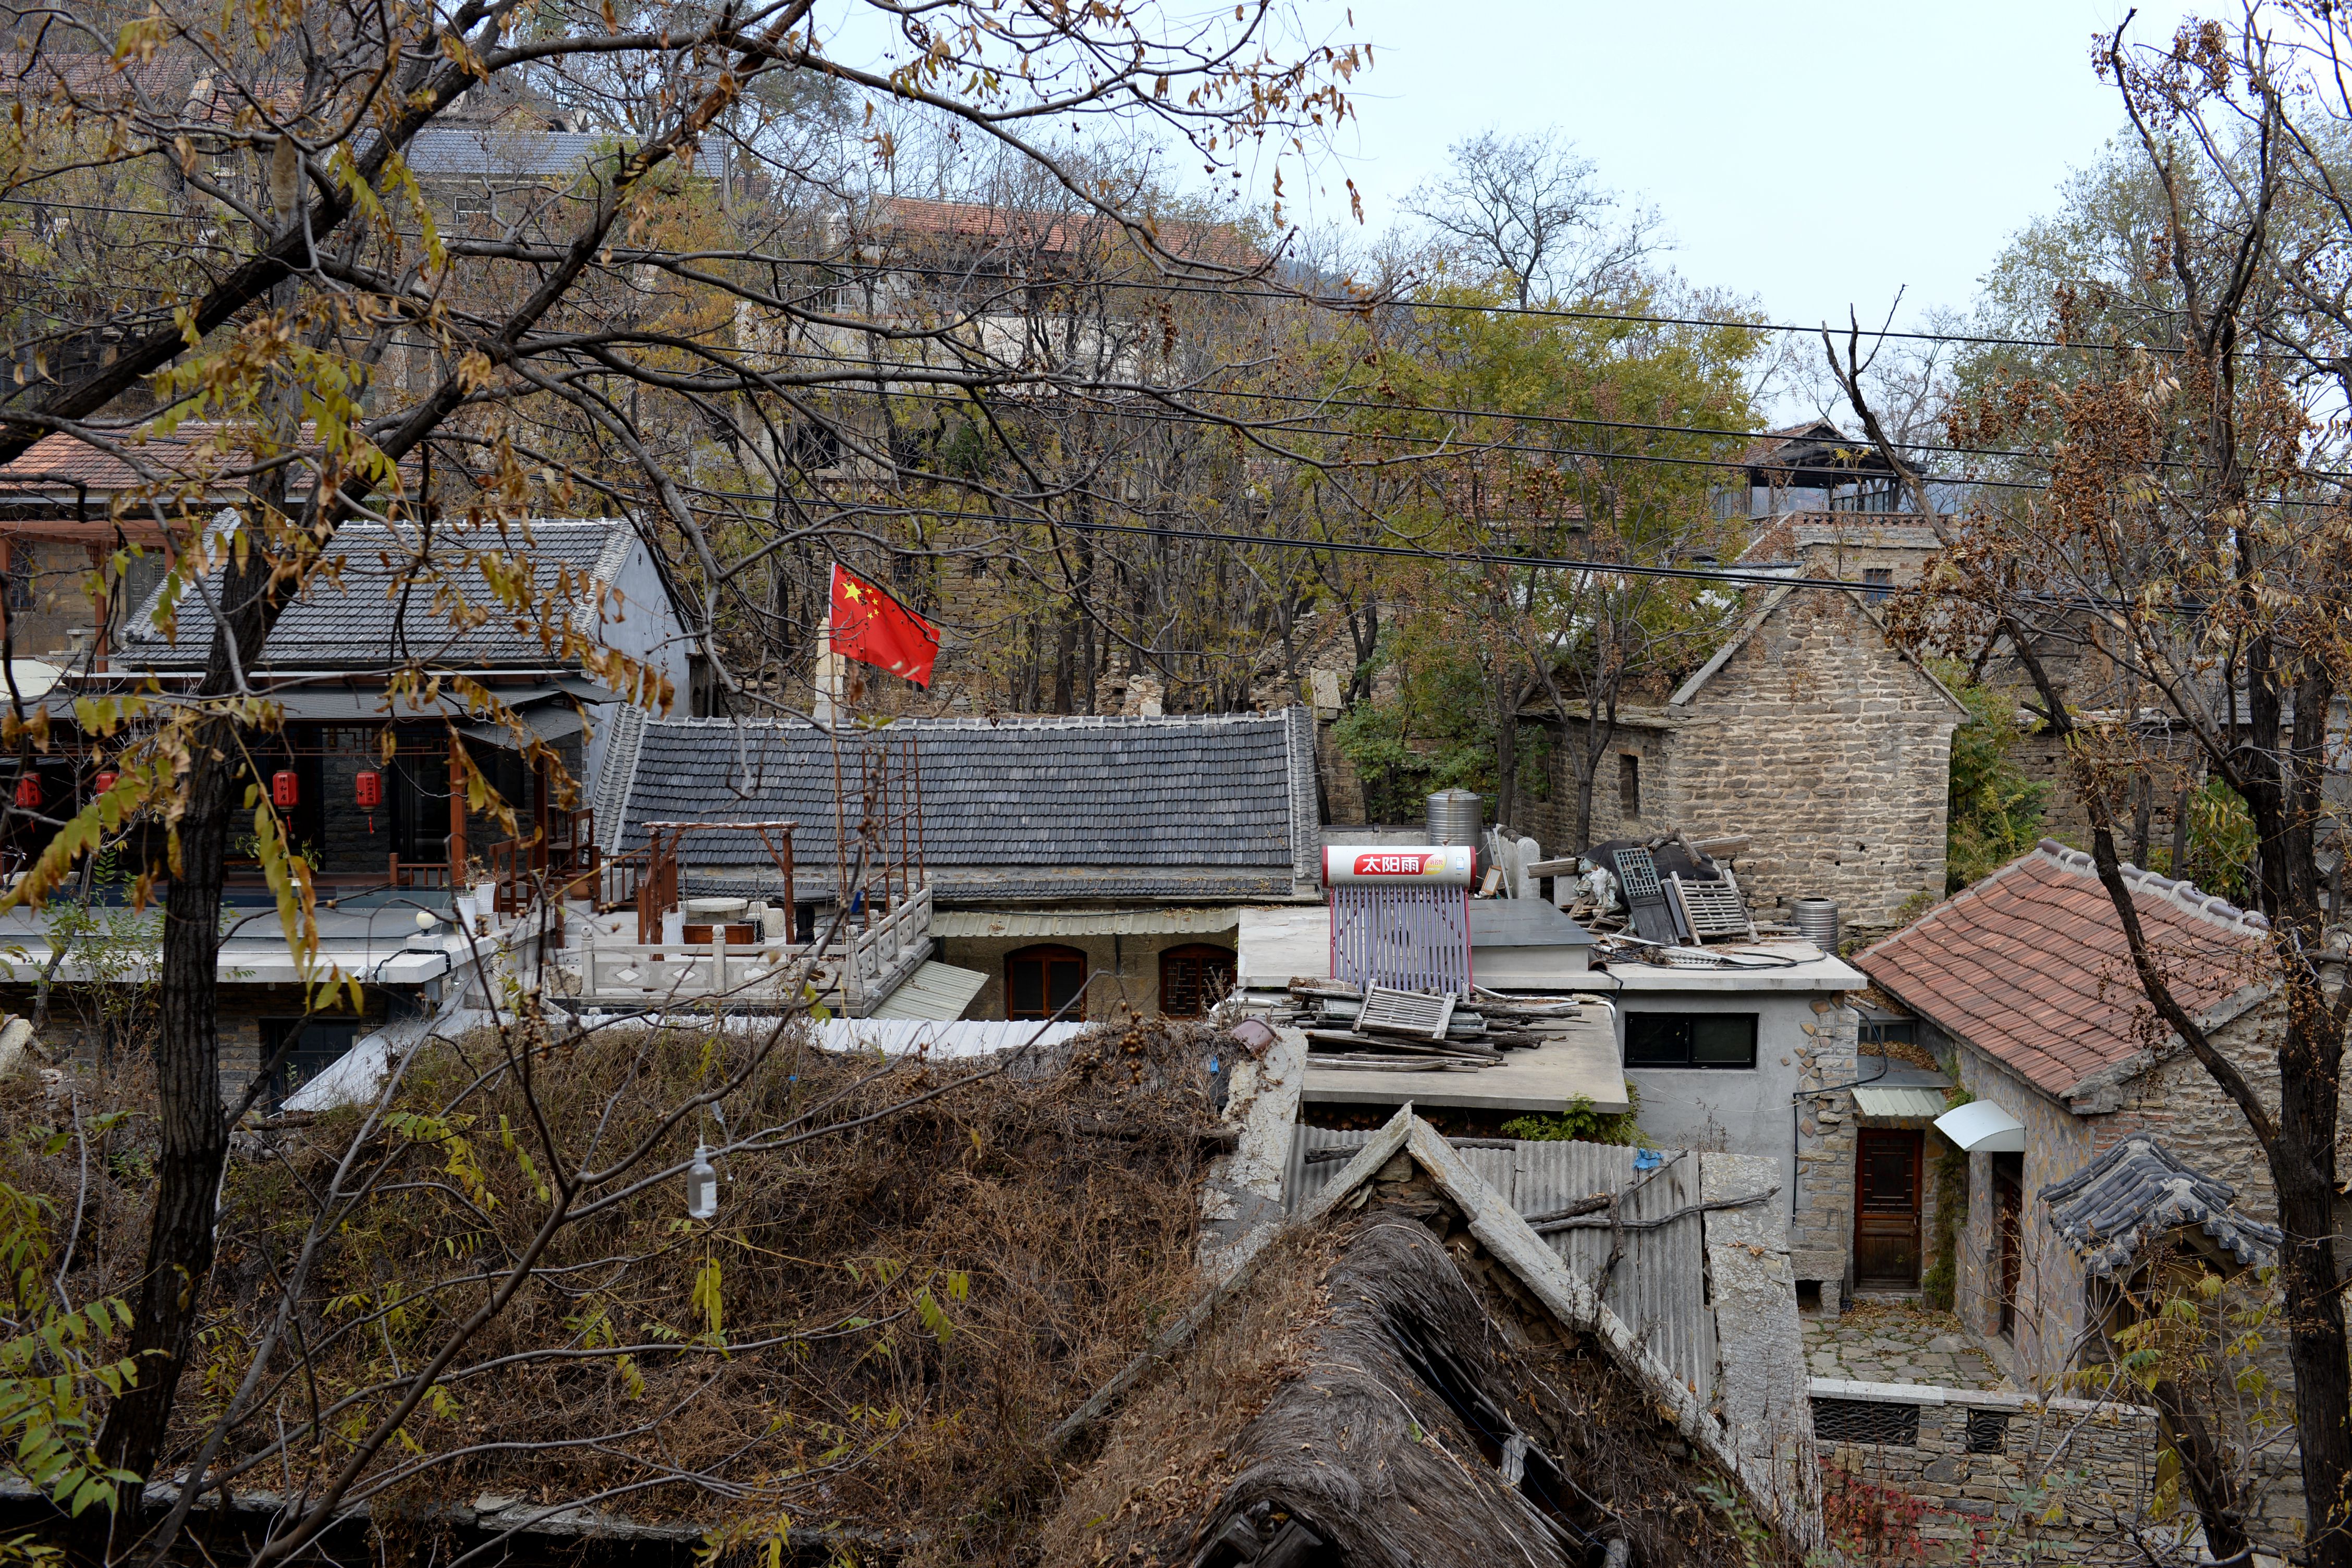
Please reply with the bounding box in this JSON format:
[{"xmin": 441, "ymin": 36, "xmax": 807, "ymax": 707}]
[
  {"xmin": 1791, "ymin": 997, "xmax": 1859, "ymax": 1304},
  {"xmin": 1663, "ymin": 590, "xmax": 1961, "ymax": 938},
  {"xmin": 1528, "ymin": 722, "xmax": 1671, "ymax": 855},
  {"xmin": 2013, "ymin": 727, "xmax": 2201, "ymax": 865},
  {"xmin": 1812, "ymin": 1380, "xmax": 2165, "ymax": 1563},
  {"xmin": 1949, "ymin": 1045, "xmax": 2092, "ymax": 1387}
]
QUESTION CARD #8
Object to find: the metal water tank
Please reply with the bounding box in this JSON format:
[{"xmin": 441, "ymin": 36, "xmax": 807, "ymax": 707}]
[
  {"xmin": 1425, "ymin": 789, "xmax": 1483, "ymax": 846},
  {"xmin": 1792, "ymin": 898, "xmax": 1841, "ymax": 950}
]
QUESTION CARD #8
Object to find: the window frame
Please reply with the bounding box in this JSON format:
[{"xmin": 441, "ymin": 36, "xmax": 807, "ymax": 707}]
[
  {"xmin": 1157, "ymin": 942, "xmax": 1236, "ymax": 1019},
  {"xmin": 1617, "ymin": 752, "xmax": 1640, "ymax": 820},
  {"xmin": 1621, "ymin": 1011, "xmax": 1759, "ymax": 1070},
  {"xmin": 1003, "ymin": 942, "xmax": 1086, "ymax": 1021}
]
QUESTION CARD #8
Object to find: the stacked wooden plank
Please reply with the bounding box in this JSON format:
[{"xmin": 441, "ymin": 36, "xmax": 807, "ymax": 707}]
[{"xmin": 1272, "ymin": 981, "xmax": 1586, "ymax": 1072}]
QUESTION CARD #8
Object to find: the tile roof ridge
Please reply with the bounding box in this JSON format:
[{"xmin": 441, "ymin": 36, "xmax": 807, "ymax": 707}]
[
  {"xmin": 2031, "ymin": 837, "xmax": 2270, "ymax": 936},
  {"xmin": 641, "ymin": 709, "xmax": 1294, "ymax": 731}
]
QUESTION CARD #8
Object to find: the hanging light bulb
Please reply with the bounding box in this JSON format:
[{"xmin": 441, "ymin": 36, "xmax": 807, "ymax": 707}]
[{"xmin": 685, "ymin": 1144, "xmax": 719, "ymax": 1220}]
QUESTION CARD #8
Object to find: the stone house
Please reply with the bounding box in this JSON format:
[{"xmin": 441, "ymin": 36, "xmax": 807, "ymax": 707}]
[
  {"xmin": 598, "ymin": 708, "xmax": 1324, "ymax": 1022},
  {"xmin": 1530, "ymin": 581, "xmax": 1969, "ymax": 938},
  {"xmin": 1852, "ymin": 840, "xmax": 2342, "ymax": 1536},
  {"xmin": 1852, "ymin": 842, "xmax": 2322, "ymax": 1372}
]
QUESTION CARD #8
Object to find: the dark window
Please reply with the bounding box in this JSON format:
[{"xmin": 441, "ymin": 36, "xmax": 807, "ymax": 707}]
[
  {"xmin": 264, "ymin": 1017, "xmax": 361, "ymax": 1109},
  {"xmin": 1004, "ymin": 944, "xmax": 1085, "ymax": 1020},
  {"xmin": 1158, "ymin": 943, "xmax": 1235, "ymax": 1018},
  {"xmin": 1623, "ymin": 1012, "xmax": 1757, "ymax": 1069},
  {"xmin": 1618, "ymin": 753, "xmax": 1640, "ymax": 819},
  {"xmin": 1965, "ymin": 1408, "xmax": 2010, "ymax": 1454},
  {"xmin": 1859, "ymin": 1018, "xmax": 1917, "ymax": 1049},
  {"xmin": 3, "ymin": 545, "xmax": 33, "ymax": 612},
  {"xmin": 1863, "ymin": 567, "xmax": 1894, "ymax": 604},
  {"xmin": 1811, "ymin": 1396, "xmax": 1919, "ymax": 1446}
]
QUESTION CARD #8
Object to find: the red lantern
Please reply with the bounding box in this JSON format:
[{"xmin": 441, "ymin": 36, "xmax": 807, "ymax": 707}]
[
  {"xmin": 271, "ymin": 770, "xmax": 299, "ymax": 808},
  {"xmin": 93, "ymin": 770, "xmax": 118, "ymax": 793},
  {"xmin": 354, "ymin": 769, "xmax": 381, "ymax": 832},
  {"xmin": 12, "ymin": 775, "xmax": 38, "ymax": 808}
]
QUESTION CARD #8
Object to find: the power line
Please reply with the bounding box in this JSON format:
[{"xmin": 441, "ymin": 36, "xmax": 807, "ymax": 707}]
[
  {"xmin": 0, "ymin": 192, "xmax": 2184, "ymax": 357},
  {"xmin": 630, "ymin": 487, "xmax": 2168, "ymax": 614}
]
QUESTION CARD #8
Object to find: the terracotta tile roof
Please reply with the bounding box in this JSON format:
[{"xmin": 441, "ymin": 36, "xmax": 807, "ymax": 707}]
[
  {"xmin": 1855, "ymin": 840, "xmax": 2271, "ymax": 1099},
  {"xmin": 0, "ymin": 424, "xmax": 410, "ymax": 503},
  {"xmin": 0, "ymin": 52, "xmax": 188, "ymax": 103}
]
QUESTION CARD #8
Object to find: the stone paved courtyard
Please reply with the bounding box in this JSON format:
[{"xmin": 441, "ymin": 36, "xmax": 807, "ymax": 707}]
[{"xmin": 1802, "ymin": 1298, "xmax": 2013, "ymax": 1391}]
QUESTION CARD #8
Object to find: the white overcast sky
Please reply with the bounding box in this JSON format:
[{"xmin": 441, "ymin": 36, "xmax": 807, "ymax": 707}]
[{"xmin": 1266, "ymin": 0, "xmax": 2144, "ymax": 330}]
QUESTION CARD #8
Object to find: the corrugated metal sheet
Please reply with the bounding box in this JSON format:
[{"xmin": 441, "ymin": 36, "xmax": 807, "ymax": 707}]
[
  {"xmin": 813, "ymin": 1019, "xmax": 1087, "ymax": 1058},
  {"xmin": 868, "ymin": 961, "xmax": 988, "ymax": 1021},
  {"xmin": 1288, "ymin": 1127, "xmax": 1717, "ymax": 1403},
  {"xmin": 931, "ymin": 908, "xmax": 1241, "ymax": 938},
  {"xmin": 1851, "ymin": 1085, "xmax": 1950, "ymax": 1119}
]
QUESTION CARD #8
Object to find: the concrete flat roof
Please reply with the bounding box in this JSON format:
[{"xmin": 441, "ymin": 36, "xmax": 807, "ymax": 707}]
[
  {"xmin": 1302, "ymin": 1003, "xmax": 1629, "ymax": 1114},
  {"xmin": 1605, "ymin": 941, "xmax": 1865, "ymax": 994}
]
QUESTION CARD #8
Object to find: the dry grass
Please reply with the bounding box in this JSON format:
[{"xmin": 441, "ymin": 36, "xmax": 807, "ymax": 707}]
[
  {"xmin": 8, "ymin": 1013, "xmax": 1223, "ymax": 1564},
  {"xmin": 1036, "ymin": 1224, "xmax": 1339, "ymax": 1566}
]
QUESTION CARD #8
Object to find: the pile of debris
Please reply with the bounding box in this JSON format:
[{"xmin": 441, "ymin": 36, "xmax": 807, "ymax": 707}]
[
  {"xmin": 1273, "ymin": 980, "xmax": 1586, "ymax": 1072},
  {"xmin": 1544, "ymin": 830, "xmax": 1784, "ymax": 945}
]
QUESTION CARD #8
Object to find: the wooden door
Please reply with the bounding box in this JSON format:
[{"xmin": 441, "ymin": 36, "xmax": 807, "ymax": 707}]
[
  {"xmin": 1853, "ymin": 1129, "xmax": 1924, "ymax": 1289},
  {"xmin": 1994, "ymin": 1154, "xmax": 2024, "ymax": 1339}
]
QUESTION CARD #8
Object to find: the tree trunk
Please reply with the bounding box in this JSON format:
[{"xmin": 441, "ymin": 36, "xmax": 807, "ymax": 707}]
[
  {"xmin": 84, "ymin": 290, "xmax": 301, "ymax": 1546},
  {"xmin": 2274, "ymin": 978, "xmax": 2352, "ymax": 1568},
  {"xmin": 1051, "ymin": 613, "xmax": 1077, "ymax": 714},
  {"xmin": 2148, "ymin": 1377, "xmax": 2252, "ymax": 1566},
  {"xmin": 84, "ymin": 719, "xmax": 242, "ymax": 1529},
  {"xmin": 1493, "ymin": 696, "xmax": 1518, "ymax": 832}
]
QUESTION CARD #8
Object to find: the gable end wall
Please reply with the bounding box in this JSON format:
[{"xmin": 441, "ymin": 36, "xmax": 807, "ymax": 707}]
[{"xmin": 1663, "ymin": 591, "xmax": 1958, "ymax": 935}]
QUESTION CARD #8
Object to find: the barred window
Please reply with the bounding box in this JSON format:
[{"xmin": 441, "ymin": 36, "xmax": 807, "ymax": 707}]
[
  {"xmin": 1810, "ymin": 1396, "xmax": 1919, "ymax": 1446},
  {"xmin": 1965, "ymin": 1407, "xmax": 2011, "ymax": 1454}
]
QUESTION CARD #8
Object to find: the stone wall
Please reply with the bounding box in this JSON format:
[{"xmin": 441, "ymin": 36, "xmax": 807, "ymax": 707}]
[
  {"xmin": 2013, "ymin": 728, "xmax": 2200, "ymax": 865},
  {"xmin": 1947, "ymin": 1044, "xmax": 2092, "ymax": 1386},
  {"xmin": 1537, "ymin": 589, "xmax": 1962, "ymax": 938},
  {"xmin": 1810, "ymin": 1377, "xmax": 2167, "ymax": 1562},
  {"xmin": 1791, "ymin": 997, "xmax": 1859, "ymax": 1305},
  {"xmin": 1527, "ymin": 721, "xmax": 1670, "ymax": 856},
  {"xmin": 14, "ymin": 981, "xmax": 386, "ymax": 1102},
  {"xmin": 1944, "ymin": 1003, "xmax": 2313, "ymax": 1541},
  {"xmin": 1664, "ymin": 589, "xmax": 1962, "ymax": 937}
]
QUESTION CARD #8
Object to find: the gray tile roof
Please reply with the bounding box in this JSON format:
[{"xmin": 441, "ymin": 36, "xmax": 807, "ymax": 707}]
[
  {"xmin": 117, "ymin": 518, "xmax": 642, "ymax": 671},
  {"xmin": 609, "ymin": 709, "xmax": 1320, "ymax": 901},
  {"xmin": 400, "ymin": 127, "xmax": 609, "ymax": 178},
  {"xmin": 2041, "ymin": 1136, "xmax": 2282, "ymax": 1279}
]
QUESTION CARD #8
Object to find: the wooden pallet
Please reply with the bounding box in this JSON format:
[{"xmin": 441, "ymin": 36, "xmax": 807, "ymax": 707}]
[
  {"xmin": 1355, "ymin": 984, "xmax": 1459, "ymax": 1041},
  {"xmin": 1669, "ymin": 871, "xmax": 1757, "ymax": 941}
]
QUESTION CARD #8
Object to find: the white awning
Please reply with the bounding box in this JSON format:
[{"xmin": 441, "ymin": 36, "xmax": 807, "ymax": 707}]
[
  {"xmin": 1934, "ymin": 1099, "xmax": 2027, "ymax": 1153},
  {"xmin": 1854, "ymin": 1085, "xmax": 1951, "ymax": 1119}
]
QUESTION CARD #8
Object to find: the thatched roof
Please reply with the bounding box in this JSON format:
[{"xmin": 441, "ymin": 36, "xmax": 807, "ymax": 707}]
[{"xmin": 1044, "ymin": 1109, "xmax": 1819, "ymax": 1567}]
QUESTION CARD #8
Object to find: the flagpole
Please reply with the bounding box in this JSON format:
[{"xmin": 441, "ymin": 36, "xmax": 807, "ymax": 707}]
[{"xmin": 814, "ymin": 564, "xmax": 842, "ymax": 725}]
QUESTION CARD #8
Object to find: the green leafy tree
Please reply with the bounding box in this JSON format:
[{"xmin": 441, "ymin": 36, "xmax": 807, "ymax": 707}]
[{"xmin": 1937, "ymin": 667, "xmax": 2049, "ymax": 890}]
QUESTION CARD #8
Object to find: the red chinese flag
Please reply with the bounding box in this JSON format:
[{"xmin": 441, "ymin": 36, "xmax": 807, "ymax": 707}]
[{"xmin": 828, "ymin": 563, "xmax": 941, "ymax": 687}]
